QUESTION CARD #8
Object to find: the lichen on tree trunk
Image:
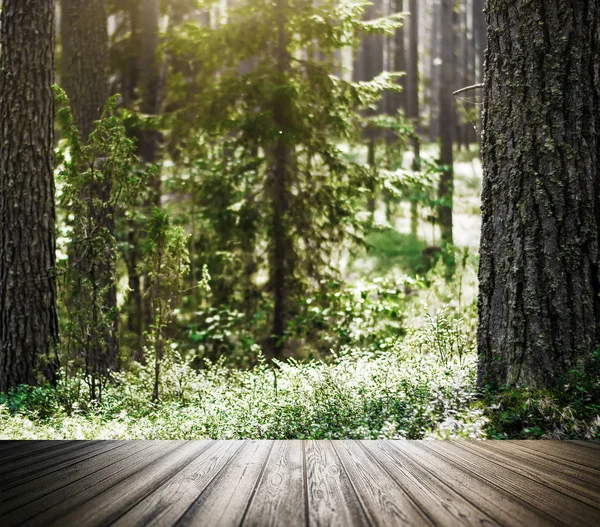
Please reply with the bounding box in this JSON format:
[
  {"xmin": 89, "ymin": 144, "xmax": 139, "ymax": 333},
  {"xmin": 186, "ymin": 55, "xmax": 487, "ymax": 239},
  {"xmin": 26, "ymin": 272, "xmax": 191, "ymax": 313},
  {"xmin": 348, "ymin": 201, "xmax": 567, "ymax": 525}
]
[{"xmin": 478, "ymin": 0, "xmax": 600, "ymax": 389}]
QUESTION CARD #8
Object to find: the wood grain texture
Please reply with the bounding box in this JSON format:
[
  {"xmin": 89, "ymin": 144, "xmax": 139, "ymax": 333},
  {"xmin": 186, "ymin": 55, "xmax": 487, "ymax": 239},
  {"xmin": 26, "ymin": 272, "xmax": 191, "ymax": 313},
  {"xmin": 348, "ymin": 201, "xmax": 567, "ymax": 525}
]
[
  {"xmin": 305, "ymin": 440, "xmax": 369, "ymax": 527},
  {"xmin": 368, "ymin": 441, "xmax": 497, "ymax": 526},
  {"xmin": 1, "ymin": 440, "xmax": 599, "ymax": 527},
  {"xmin": 177, "ymin": 440, "xmax": 272, "ymax": 527},
  {"xmin": 0, "ymin": 440, "xmax": 123, "ymax": 491},
  {"xmin": 333, "ymin": 440, "xmax": 434, "ymax": 527},
  {"xmin": 392, "ymin": 440, "xmax": 555, "ymax": 527},
  {"xmin": 241, "ymin": 440, "xmax": 306, "ymax": 527},
  {"xmin": 424, "ymin": 441, "xmax": 600, "ymax": 527},
  {"xmin": 110, "ymin": 441, "xmax": 241, "ymax": 527}
]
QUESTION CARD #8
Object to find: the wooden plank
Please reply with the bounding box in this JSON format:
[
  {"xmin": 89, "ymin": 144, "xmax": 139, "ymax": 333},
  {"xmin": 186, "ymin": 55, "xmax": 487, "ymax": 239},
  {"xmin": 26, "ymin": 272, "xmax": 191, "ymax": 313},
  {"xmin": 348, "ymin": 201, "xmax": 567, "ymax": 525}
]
[
  {"xmin": 0, "ymin": 440, "xmax": 87, "ymax": 475},
  {"xmin": 0, "ymin": 441, "xmax": 175, "ymax": 526},
  {"xmin": 106, "ymin": 441, "xmax": 240, "ymax": 527},
  {"xmin": 0, "ymin": 441, "xmax": 140, "ymax": 510},
  {"xmin": 241, "ymin": 440, "xmax": 306, "ymax": 527},
  {"xmin": 0, "ymin": 440, "xmax": 123, "ymax": 491},
  {"xmin": 0, "ymin": 440, "xmax": 47, "ymax": 454},
  {"xmin": 454, "ymin": 441, "xmax": 600, "ymax": 508},
  {"xmin": 506, "ymin": 440, "xmax": 600, "ymax": 481},
  {"xmin": 333, "ymin": 441, "xmax": 434, "ymax": 526},
  {"xmin": 470, "ymin": 440, "xmax": 600, "ymax": 493},
  {"xmin": 571, "ymin": 440, "xmax": 600, "ymax": 451},
  {"xmin": 362, "ymin": 441, "xmax": 499, "ymax": 526},
  {"xmin": 391, "ymin": 441, "xmax": 555, "ymax": 527},
  {"xmin": 304, "ymin": 440, "xmax": 369, "ymax": 527},
  {"xmin": 176, "ymin": 440, "xmax": 272, "ymax": 527},
  {"xmin": 424, "ymin": 441, "xmax": 600, "ymax": 527},
  {"xmin": 516, "ymin": 440, "xmax": 600, "ymax": 470},
  {"xmin": 0, "ymin": 440, "xmax": 72, "ymax": 461}
]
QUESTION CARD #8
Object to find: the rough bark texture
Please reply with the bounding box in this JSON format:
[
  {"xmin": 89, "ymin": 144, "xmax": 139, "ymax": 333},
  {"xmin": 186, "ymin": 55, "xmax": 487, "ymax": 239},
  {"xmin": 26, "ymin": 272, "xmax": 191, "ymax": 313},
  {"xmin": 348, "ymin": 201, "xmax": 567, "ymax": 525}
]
[
  {"xmin": 478, "ymin": 0, "xmax": 600, "ymax": 388},
  {"xmin": 0, "ymin": 0, "xmax": 60, "ymax": 392},
  {"xmin": 438, "ymin": 0, "xmax": 455, "ymax": 246},
  {"xmin": 61, "ymin": 0, "xmax": 110, "ymax": 141}
]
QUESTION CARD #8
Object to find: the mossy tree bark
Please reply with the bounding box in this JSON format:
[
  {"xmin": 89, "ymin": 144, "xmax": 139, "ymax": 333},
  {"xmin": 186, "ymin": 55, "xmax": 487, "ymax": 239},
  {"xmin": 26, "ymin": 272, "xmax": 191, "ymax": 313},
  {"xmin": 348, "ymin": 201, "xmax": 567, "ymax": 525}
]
[
  {"xmin": 478, "ymin": 0, "xmax": 600, "ymax": 389},
  {"xmin": 0, "ymin": 0, "xmax": 60, "ymax": 392}
]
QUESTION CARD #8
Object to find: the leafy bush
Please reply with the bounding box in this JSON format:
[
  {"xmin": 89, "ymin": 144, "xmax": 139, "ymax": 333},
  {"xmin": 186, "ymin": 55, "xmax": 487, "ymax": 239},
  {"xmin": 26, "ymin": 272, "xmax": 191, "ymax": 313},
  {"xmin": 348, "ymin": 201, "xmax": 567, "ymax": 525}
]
[{"xmin": 0, "ymin": 315, "xmax": 486, "ymax": 440}]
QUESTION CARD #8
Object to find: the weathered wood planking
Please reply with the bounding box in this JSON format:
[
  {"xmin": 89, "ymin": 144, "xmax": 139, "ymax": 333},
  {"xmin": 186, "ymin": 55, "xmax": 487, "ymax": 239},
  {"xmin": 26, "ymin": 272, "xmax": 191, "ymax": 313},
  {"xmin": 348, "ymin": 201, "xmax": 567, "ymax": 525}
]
[{"xmin": 1, "ymin": 440, "xmax": 598, "ymax": 526}]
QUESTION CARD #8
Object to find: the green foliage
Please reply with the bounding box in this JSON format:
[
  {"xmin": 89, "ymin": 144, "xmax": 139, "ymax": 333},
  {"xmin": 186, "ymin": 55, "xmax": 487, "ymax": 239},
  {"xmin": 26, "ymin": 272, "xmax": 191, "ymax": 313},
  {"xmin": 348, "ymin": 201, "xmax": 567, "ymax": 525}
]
[
  {"xmin": 365, "ymin": 230, "xmax": 431, "ymax": 275},
  {"xmin": 161, "ymin": 0, "xmax": 409, "ymax": 351},
  {"xmin": 481, "ymin": 349, "xmax": 600, "ymax": 440},
  {"xmin": 138, "ymin": 207, "xmax": 191, "ymax": 401},
  {"xmin": 54, "ymin": 87, "xmax": 146, "ymax": 398},
  {"xmin": 0, "ymin": 317, "xmax": 485, "ymax": 440}
]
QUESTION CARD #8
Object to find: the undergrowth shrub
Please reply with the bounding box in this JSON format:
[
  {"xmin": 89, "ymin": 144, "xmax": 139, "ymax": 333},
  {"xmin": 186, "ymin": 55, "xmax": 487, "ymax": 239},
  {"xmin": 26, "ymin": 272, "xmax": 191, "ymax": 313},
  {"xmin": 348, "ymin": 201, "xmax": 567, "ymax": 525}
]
[{"xmin": 0, "ymin": 315, "xmax": 486, "ymax": 440}]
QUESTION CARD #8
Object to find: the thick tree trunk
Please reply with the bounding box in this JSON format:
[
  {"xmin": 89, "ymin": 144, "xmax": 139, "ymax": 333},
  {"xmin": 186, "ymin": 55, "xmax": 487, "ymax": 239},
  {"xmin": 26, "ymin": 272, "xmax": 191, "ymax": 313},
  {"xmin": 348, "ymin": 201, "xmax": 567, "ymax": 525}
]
[
  {"xmin": 62, "ymin": 0, "xmax": 118, "ymax": 391},
  {"xmin": 0, "ymin": 0, "xmax": 60, "ymax": 392},
  {"xmin": 478, "ymin": 0, "xmax": 600, "ymax": 389},
  {"xmin": 438, "ymin": 0, "xmax": 454, "ymax": 247}
]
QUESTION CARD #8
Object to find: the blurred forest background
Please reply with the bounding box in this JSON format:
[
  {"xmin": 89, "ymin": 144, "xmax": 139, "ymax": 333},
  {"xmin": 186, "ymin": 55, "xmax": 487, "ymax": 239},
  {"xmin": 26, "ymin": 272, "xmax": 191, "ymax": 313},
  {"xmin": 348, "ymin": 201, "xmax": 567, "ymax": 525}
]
[{"xmin": 0, "ymin": 0, "xmax": 599, "ymax": 440}]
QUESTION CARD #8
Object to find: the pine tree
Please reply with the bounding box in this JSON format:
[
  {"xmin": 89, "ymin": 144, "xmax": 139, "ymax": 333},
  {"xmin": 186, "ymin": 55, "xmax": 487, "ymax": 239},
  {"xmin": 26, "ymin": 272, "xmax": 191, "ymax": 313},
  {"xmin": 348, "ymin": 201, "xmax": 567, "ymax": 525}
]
[
  {"xmin": 0, "ymin": 0, "xmax": 60, "ymax": 392},
  {"xmin": 478, "ymin": 0, "xmax": 600, "ymax": 388}
]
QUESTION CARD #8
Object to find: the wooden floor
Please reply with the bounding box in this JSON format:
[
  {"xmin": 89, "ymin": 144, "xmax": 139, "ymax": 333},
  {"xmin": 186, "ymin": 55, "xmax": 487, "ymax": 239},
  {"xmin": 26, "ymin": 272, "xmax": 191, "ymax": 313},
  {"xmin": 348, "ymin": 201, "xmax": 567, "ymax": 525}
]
[{"xmin": 0, "ymin": 440, "xmax": 599, "ymax": 526}]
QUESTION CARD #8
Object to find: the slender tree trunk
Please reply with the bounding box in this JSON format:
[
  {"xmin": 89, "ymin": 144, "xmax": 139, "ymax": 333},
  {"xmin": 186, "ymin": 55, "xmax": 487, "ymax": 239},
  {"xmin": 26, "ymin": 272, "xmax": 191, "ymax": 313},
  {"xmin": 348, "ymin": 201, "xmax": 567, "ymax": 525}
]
[
  {"xmin": 478, "ymin": 0, "xmax": 600, "ymax": 389},
  {"xmin": 139, "ymin": 0, "xmax": 162, "ymax": 190},
  {"xmin": 428, "ymin": 0, "xmax": 441, "ymax": 142},
  {"xmin": 391, "ymin": 0, "xmax": 406, "ymax": 115},
  {"xmin": 438, "ymin": 0, "xmax": 454, "ymax": 248},
  {"xmin": 473, "ymin": 0, "xmax": 486, "ymax": 84},
  {"xmin": 0, "ymin": 0, "xmax": 60, "ymax": 392},
  {"xmin": 407, "ymin": 0, "xmax": 421, "ymax": 236},
  {"xmin": 270, "ymin": 0, "xmax": 292, "ymax": 357}
]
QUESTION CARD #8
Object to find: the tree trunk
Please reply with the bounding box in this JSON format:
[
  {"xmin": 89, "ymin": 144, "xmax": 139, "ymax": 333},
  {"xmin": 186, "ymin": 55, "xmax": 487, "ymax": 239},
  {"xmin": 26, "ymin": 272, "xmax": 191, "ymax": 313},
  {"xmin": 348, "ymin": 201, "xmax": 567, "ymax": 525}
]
[
  {"xmin": 438, "ymin": 0, "xmax": 454, "ymax": 247},
  {"xmin": 390, "ymin": 0, "xmax": 406, "ymax": 115},
  {"xmin": 478, "ymin": 0, "xmax": 600, "ymax": 389},
  {"xmin": 62, "ymin": 0, "xmax": 118, "ymax": 390},
  {"xmin": 428, "ymin": 0, "xmax": 440, "ymax": 142},
  {"xmin": 0, "ymin": 0, "xmax": 60, "ymax": 392},
  {"xmin": 61, "ymin": 0, "xmax": 109, "ymax": 141},
  {"xmin": 473, "ymin": 0, "xmax": 486, "ymax": 84},
  {"xmin": 407, "ymin": 0, "xmax": 421, "ymax": 235},
  {"xmin": 270, "ymin": 0, "xmax": 292, "ymax": 357}
]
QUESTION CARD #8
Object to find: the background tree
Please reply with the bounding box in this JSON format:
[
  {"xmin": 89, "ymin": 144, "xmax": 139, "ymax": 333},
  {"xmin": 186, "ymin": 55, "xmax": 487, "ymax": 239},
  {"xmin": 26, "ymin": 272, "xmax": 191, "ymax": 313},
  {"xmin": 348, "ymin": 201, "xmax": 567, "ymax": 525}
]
[
  {"xmin": 437, "ymin": 0, "xmax": 455, "ymax": 249},
  {"xmin": 0, "ymin": 0, "xmax": 60, "ymax": 392},
  {"xmin": 406, "ymin": 0, "xmax": 420, "ymax": 236},
  {"xmin": 60, "ymin": 0, "xmax": 118, "ymax": 399},
  {"xmin": 478, "ymin": 0, "xmax": 600, "ymax": 389}
]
